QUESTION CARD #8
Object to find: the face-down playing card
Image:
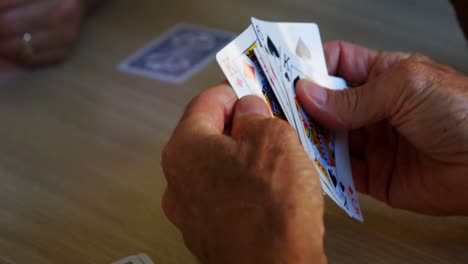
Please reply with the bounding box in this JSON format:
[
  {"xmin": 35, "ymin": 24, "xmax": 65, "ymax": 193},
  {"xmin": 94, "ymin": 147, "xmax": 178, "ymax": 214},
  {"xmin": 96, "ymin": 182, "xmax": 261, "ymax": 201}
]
[{"xmin": 120, "ymin": 23, "xmax": 234, "ymax": 83}]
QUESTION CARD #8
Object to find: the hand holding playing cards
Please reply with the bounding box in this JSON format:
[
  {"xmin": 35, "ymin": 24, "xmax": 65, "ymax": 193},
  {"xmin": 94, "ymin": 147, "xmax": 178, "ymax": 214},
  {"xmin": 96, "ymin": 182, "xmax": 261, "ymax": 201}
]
[
  {"xmin": 0, "ymin": 0, "xmax": 97, "ymax": 66},
  {"xmin": 296, "ymin": 41, "xmax": 468, "ymax": 215},
  {"xmin": 162, "ymin": 84, "xmax": 326, "ymax": 264}
]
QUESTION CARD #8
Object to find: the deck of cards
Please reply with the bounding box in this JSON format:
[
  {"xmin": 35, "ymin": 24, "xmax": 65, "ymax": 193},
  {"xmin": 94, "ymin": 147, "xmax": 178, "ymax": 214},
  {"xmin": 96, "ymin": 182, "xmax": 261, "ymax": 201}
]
[{"xmin": 216, "ymin": 18, "xmax": 363, "ymax": 221}]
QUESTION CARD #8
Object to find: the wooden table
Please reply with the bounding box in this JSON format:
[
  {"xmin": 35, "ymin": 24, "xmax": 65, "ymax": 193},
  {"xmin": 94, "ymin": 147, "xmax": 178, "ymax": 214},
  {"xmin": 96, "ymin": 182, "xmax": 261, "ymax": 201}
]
[{"xmin": 0, "ymin": 0, "xmax": 467, "ymax": 263}]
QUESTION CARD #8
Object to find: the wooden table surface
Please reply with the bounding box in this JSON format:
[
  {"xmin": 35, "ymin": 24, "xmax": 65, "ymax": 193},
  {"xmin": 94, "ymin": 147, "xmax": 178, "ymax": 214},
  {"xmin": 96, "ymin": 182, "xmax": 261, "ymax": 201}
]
[{"xmin": 0, "ymin": 0, "xmax": 467, "ymax": 263}]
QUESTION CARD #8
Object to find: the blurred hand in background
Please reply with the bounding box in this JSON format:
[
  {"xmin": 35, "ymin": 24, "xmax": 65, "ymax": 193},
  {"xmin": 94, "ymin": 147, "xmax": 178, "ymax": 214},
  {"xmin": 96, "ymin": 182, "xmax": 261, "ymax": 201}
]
[{"xmin": 0, "ymin": 0, "xmax": 98, "ymax": 67}]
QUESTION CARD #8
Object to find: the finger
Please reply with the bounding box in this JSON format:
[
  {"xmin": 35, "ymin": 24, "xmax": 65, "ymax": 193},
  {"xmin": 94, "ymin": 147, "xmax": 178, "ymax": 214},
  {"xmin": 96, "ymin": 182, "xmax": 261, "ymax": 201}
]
[
  {"xmin": 0, "ymin": 26, "xmax": 77, "ymax": 61},
  {"xmin": 176, "ymin": 83, "xmax": 238, "ymax": 137},
  {"xmin": 366, "ymin": 51, "xmax": 455, "ymax": 80},
  {"xmin": 230, "ymin": 95, "xmax": 272, "ymax": 138},
  {"xmin": 323, "ymin": 41, "xmax": 379, "ymax": 84},
  {"xmin": 296, "ymin": 63, "xmax": 414, "ymax": 131},
  {"xmin": 0, "ymin": 0, "xmax": 60, "ymax": 37},
  {"xmin": 324, "ymin": 41, "xmax": 455, "ymax": 84}
]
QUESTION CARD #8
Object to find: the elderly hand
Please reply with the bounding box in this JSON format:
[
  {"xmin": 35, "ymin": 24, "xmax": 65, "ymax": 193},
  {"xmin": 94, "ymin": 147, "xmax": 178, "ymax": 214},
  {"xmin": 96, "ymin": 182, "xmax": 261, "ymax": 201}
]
[
  {"xmin": 0, "ymin": 0, "xmax": 94, "ymax": 66},
  {"xmin": 162, "ymin": 84, "xmax": 326, "ymax": 264},
  {"xmin": 296, "ymin": 41, "xmax": 468, "ymax": 215}
]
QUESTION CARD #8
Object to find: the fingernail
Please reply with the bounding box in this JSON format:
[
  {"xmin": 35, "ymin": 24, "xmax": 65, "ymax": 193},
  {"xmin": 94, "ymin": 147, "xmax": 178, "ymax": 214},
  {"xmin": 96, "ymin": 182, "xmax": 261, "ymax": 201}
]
[
  {"xmin": 298, "ymin": 80, "xmax": 328, "ymax": 108},
  {"xmin": 236, "ymin": 95, "xmax": 271, "ymax": 117}
]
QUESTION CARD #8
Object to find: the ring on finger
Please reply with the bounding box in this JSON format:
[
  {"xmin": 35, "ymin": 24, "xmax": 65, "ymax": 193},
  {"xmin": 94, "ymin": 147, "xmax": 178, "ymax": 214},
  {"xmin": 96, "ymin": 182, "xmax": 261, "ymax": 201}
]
[{"xmin": 21, "ymin": 33, "xmax": 34, "ymax": 61}]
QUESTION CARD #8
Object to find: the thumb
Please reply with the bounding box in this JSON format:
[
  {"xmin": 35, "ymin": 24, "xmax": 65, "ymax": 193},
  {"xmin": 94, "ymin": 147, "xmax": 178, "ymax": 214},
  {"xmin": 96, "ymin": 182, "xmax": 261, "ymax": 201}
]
[
  {"xmin": 231, "ymin": 95, "xmax": 272, "ymax": 137},
  {"xmin": 296, "ymin": 78, "xmax": 400, "ymax": 130}
]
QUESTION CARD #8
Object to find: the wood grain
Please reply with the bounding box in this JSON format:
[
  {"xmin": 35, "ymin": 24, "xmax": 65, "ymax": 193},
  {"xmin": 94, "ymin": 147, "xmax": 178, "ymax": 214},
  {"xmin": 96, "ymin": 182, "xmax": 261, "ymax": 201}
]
[{"xmin": 0, "ymin": 0, "xmax": 467, "ymax": 263}]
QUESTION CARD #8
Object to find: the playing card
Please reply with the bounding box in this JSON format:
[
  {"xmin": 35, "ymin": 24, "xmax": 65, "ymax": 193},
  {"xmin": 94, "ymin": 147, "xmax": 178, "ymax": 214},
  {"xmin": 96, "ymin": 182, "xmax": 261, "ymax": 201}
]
[
  {"xmin": 216, "ymin": 27, "xmax": 287, "ymax": 120},
  {"xmin": 287, "ymin": 57, "xmax": 362, "ymax": 221},
  {"xmin": 250, "ymin": 17, "xmax": 328, "ymax": 76},
  {"xmin": 111, "ymin": 253, "xmax": 154, "ymax": 264},
  {"xmin": 120, "ymin": 23, "xmax": 234, "ymax": 83},
  {"xmin": 136, "ymin": 253, "xmax": 155, "ymax": 264},
  {"xmin": 253, "ymin": 46, "xmax": 294, "ymax": 123},
  {"xmin": 250, "ymin": 19, "xmax": 309, "ymax": 145},
  {"xmin": 216, "ymin": 18, "xmax": 363, "ymax": 221},
  {"xmin": 111, "ymin": 255, "xmax": 143, "ymax": 264}
]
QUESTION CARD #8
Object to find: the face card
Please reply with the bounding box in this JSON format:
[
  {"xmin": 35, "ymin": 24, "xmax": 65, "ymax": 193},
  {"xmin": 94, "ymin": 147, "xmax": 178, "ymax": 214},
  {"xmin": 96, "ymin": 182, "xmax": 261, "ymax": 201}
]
[
  {"xmin": 252, "ymin": 21, "xmax": 341, "ymax": 207},
  {"xmin": 288, "ymin": 58, "xmax": 362, "ymax": 221},
  {"xmin": 216, "ymin": 27, "xmax": 287, "ymax": 120},
  {"xmin": 250, "ymin": 19, "xmax": 307, "ymax": 146},
  {"xmin": 253, "ymin": 46, "xmax": 294, "ymax": 123},
  {"xmin": 120, "ymin": 23, "xmax": 235, "ymax": 83}
]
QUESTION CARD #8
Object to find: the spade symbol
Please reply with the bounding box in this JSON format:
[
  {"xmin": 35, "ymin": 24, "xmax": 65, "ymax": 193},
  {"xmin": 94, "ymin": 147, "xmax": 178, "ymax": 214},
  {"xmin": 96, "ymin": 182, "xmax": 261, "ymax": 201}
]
[
  {"xmin": 295, "ymin": 37, "xmax": 312, "ymax": 59},
  {"xmin": 340, "ymin": 182, "xmax": 345, "ymax": 192},
  {"xmin": 284, "ymin": 72, "xmax": 290, "ymax": 82},
  {"xmin": 328, "ymin": 169, "xmax": 337, "ymax": 187},
  {"xmin": 267, "ymin": 36, "xmax": 280, "ymax": 58}
]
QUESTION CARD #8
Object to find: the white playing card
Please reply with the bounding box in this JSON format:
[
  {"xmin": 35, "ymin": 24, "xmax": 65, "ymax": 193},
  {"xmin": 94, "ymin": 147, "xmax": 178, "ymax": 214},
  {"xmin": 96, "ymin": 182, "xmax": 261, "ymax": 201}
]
[
  {"xmin": 252, "ymin": 46, "xmax": 294, "ymax": 124},
  {"xmin": 216, "ymin": 18, "xmax": 363, "ymax": 221},
  {"xmin": 250, "ymin": 19, "xmax": 347, "ymax": 209},
  {"xmin": 250, "ymin": 18, "xmax": 328, "ymax": 75},
  {"xmin": 216, "ymin": 27, "xmax": 261, "ymax": 98},
  {"xmin": 287, "ymin": 56, "xmax": 363, "ymax": 221},
  {"xmin": 250, "ymin": 19, "xmax": 309, "ymax": 149},
  {"xmin": 136, "ymin": 253, "xmax": 155, "ymax": 264},
  {"xmin": 216, "ymin": 27, "xmax": 288, "ymax": 120}
]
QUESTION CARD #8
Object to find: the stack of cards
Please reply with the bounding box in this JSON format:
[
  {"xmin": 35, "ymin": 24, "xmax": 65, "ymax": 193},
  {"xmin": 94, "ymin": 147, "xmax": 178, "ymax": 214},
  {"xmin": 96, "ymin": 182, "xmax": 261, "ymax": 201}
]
[{"xmin": 216, "ymin": 18, "xmax": 363, "ymax": 221}]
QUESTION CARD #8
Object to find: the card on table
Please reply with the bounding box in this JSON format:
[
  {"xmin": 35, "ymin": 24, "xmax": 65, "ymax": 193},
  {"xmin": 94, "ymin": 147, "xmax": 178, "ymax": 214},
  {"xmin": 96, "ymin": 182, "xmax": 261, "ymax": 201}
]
[
  {"xmin": 217, "ymin": 18, "xmax": 363, "ymax": 221},
  {"xmin": 120, "ymin": 23, "xmax": 235, "ymax": 83},
  {"xmin": 111, "ymin": 253, "xmax": 154, "ymax": 264}
]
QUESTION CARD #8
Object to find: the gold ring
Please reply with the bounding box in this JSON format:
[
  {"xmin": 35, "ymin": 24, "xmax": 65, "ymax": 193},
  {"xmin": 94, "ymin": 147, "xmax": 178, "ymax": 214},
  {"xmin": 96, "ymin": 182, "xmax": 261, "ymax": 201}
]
[{"xmin": 21, "ymin": 33, "xmax": 34, "ymax": 60}]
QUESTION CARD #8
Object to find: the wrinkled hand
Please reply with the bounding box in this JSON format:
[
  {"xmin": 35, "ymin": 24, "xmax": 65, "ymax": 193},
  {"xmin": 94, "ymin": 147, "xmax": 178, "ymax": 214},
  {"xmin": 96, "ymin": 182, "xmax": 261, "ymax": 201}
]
[
  {"xmin": 162, "ymin": 84, "xmax": 326, "ymax": 264},
  {"xmin": 0, "ymin": 0, "xmax": 92, "ymax": 66},
  {"xmin": 296, "ymin": 41, "xmax": 468, "ymax": 215}
]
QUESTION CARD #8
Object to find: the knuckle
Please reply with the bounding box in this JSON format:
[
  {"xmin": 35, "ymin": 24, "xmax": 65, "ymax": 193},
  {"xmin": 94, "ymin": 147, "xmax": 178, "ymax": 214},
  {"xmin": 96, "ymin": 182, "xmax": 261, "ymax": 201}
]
[
  {"xmin": 182, "ymin": 94, "xmax": 202, "ymax": 117},
  {"xmin": 395, "ymin": 59, "xmax": 432, "ymax": 89},
  {"xmin": 335, "ymin": 89, "xmax": 358, "ymax": 125},
  {"xmin": 341, "ymin": 89, "xmax": 357, "ymax": 112},
  {"xmin": 408, "ymin": 52, "xmax": 433, "ymax": 64},
  {"xmin": 258, "ymin": 119, "xmax": 297, "ymax": 143}
]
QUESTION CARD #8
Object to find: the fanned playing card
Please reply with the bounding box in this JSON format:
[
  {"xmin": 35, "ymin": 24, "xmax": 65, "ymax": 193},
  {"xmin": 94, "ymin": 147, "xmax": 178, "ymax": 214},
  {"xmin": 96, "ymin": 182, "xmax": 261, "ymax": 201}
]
[{"xmin": 216, "ymin": 18, "xmax": 363, "ymax": 222}]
